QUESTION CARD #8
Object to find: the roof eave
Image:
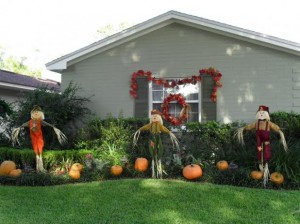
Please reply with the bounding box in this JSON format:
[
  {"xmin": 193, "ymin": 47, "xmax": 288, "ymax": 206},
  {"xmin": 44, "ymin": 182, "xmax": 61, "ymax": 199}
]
[
  {"xmin": 46, "ymin": 12, "xmax": 175, "ymax": 72},
  {"xmin": 172, "ymin": 13, "xmax": 300, "ymax": 56},
  {"xmin": 46, "ymin": 10, "xmax": 300, "ymax": 71},
  {"xmin": 0, "ymin": 82, "xmax": 37, "ymax": 91}
]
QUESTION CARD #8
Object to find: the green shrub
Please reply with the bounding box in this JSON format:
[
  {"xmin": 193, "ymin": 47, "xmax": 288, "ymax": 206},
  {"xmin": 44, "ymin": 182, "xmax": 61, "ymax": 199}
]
[
  {"xmin": 76, "ymin": 116, "xmax": 144, "ymax": 167},
  {"xmin": 0, "ymin": 98, "xmax": 13, "ymax": 117},
  {"xmin": 269, "ymin": 142, "xmax": 300, "ymax": 183},
  {"xmin": 2, "ymin": 111, "xmax": 300, "ymax": 189},
  {"xmin": 0, "ymin": 147, "xmax": 30, "ymax": 167},
  {"xmin": 0, "ymin": 98, "xmax": 13, "ymax": 147},
  {"xmin": 97, "ymin": 141, "xmax": 127, "ymax": 166},
  {"xmin": 75, "ymin": 118, "xmax": 103, "ymax": 149},
  {"xmin": 270, "ymin": 111, "xmax": 300, "ymax": 142},
  {"xmin": 6, "ymin": 81, "xmax": 92, "ymax": 149}
]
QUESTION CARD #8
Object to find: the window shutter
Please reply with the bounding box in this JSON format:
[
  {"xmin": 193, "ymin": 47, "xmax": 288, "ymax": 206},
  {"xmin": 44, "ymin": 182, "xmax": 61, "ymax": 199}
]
[
  {"xmin": 201, "ymin": 75, "xmax": 216, "ymax": 122},
  {"xmin": 134, "ymin": 77, "xmax": 149, "ymax": 118}
]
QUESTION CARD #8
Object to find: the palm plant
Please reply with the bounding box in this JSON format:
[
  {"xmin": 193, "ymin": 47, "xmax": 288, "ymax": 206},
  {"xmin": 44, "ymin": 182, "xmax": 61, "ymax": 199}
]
[{"xmin": 97, "ymin": 141, "xmax": 128, "ymax": 166}]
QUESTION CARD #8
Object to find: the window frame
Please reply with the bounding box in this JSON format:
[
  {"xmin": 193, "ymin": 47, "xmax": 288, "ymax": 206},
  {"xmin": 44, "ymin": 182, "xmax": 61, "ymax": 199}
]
[{"xmin": 148, "ymin": 78, "xmax": 202, "ymax": 122}]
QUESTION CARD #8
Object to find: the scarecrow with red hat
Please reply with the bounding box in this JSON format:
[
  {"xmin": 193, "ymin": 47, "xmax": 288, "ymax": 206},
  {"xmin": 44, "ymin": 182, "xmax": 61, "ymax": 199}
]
[
  {"xmin": 133, "ymin": 109, "xmax": 179, "ymax": 178},
  {"xmin": 236, "ymin": 105, "xmax": 287, "ymax": 185},
  {"xmin": 12, "ymin": 105, "xmax": 67, "ymax": 172}
]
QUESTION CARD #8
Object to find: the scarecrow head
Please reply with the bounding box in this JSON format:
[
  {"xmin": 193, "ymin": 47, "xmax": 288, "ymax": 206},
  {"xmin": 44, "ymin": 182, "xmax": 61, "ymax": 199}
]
[
  {"xmin": 31, "ymin": 105, "xmax": 44, "ymax": 120},
  {"xmin": 151, "ymin": 109, "xmax": 163, "ymax": 124},
  {"xmin": 255, "ymin": 105, "xmax": 270, "ymax": 121}
]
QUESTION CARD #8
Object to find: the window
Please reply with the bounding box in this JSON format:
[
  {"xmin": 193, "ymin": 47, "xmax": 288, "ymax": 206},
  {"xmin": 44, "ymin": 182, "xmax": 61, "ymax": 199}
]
[{"xmin": 149, "ymin": 79, "xmax": 201, "ymax": 122}]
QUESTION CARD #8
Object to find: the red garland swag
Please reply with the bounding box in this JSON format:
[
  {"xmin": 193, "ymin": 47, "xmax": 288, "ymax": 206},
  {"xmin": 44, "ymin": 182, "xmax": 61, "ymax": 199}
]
[
  {"xmin": 129, "ymin": 67, "xmax": 223, "ymax": 125},
  {"xmin": 130, "ymin": 67, "xmax": 222, "ymax": 102},
  {"xmin": 199, "ymin": 68, "xmax": 222, "ymax": 102}
]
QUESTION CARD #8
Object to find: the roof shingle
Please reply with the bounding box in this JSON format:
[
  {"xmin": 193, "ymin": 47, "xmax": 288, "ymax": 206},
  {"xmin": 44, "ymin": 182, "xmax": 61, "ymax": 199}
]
[{"xmin": 0, "ymin": 69, "xmax": 60, "ymax": 92}]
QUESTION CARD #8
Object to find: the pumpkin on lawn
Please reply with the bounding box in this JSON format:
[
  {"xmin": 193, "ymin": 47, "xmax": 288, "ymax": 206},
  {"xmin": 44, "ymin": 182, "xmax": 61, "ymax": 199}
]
[
  {"xmin": 134, "ymin": 158, "xmax": 148, "ymax": 172},
  {"xmin": 69, "ymin": 169, "xmax": 81, "ymax": 179},
  {"xmin": 0, "ymin": 160, "xmax": 17, "ymax": 175},
  {"xmin": 250, "ymin": 170, "xmax": 263, "ymax": 180},
  {"xmin": 111, "ymin": 165, "xmax": 123, "ymax": 176},
  {"xmin": 216, "ymin": 160, "xmax": 229, "ymax": 171},
  {"xmin": 9, "ymin": 169, "xmax": 22, "ymax": 177},
  {"xmin": 71, "ymin": 163, "xmax": 83, "ymax": 172},
  {"xmin": 182, "ymin": 164, "xmax": 203, "ymax": 180},
  {"xmin": 68, "ymin": 163, "xmax": 83, "ymax": 179},
  {"xmin": 270, "ymin": 172, "xmax": 284, "ymax": 185}
]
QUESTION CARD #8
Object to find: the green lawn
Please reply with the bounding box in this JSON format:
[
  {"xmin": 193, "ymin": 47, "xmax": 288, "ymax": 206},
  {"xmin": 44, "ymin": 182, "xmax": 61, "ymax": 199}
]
[{"xmin": 1, "ymin": 179, "xmax": 300, "ymax": 224}]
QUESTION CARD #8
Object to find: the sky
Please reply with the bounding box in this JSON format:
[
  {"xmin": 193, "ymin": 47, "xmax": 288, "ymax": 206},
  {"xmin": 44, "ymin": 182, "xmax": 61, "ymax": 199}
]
[{"xmin": 1, "ymin": 0, "xmax": 300, "ymax": 82}]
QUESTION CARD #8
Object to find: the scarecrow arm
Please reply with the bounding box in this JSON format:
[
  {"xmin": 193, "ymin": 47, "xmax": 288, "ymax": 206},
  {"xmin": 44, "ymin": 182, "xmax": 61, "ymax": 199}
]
[
  {"xmin": 41, "ymin": 120, "xmax": 54, "ymax": 128},
  {"xmin": 269, "ymin": 121, "xmax": 288, "ymax": 151},
  {"xmin": 139, "ymin": 123, "xmax": 151, "ymax": 131},
  {"xmin": 21, "ymin": 121, "xmax": 29, "ymax": 128},
  {"xmin": 269, "ymin": 121, "xmax": 280, "ymax": 132},
  {"xmin": 11, "ymin": 121, "xmax": 29, "ymax": 146},
  {"xmin": 41, "ymin": 120, "xmax": 67, "ymax": 145},
  {"xmin": 235, "ymin": 122, "xmax": 256, "ymax": 146},
  {"xmin": 169, "ymin": 132, "xmax": 180, "ymax": 151},
  {"xmin": 158, "ymin": 123, "xmax": 171, "ymax": 134},
  {"xmin": 157, "ymin": 123, "xmax": 180, "ymax": 151},
  {"xmin": 244, "ymin": 122, "xmax": 256, "ymax": 131},
  {"xmin": 133, "ymin": 124, "xmax": 151, "ymax": 146}
]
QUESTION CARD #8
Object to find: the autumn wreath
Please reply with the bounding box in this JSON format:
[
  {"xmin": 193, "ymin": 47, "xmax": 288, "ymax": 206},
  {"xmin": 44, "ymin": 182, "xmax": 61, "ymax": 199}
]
[{"xmin": 161, "ymin": 93, "xmax": 190, "ymax": 125}]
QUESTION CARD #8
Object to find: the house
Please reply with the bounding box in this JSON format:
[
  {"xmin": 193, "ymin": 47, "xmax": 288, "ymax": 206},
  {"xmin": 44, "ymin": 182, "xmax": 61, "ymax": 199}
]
[
  {"xmin": 46, "ymin": 10, "xmax": 300, "ymax": 124},
  {"xmin": 0, "ymin": 69, "xmax": 61, "ymax": 103}
]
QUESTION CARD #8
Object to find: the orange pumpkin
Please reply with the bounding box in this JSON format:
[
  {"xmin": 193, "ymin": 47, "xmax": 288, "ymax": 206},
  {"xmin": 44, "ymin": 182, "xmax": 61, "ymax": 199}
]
[
  {"xmin": 69, "ymin": 169, "xmax": 81, "ymax": 179},
  {"xmin": 71, "ymin": 163, "xmax": 83, "ymax": 172},
  {"xmin": 216, "ymin": 160, "xmax": 229, "ymax": 171},
  {"xmin": 134, "ymin": 158, "xmax": 148, "ymax": 172},
  {"xmin": 0, "ymin": 160, "xmax": 17, "ymax": 175},
  {"xmin": 111, "ymin": 165, "xmax": 123, "ymax": 176},
  {"xmin": 250, "ymin": 170, "xmax": 263, "ymax": 180},
  {"xmin": 270, "ymin": 172, "xmax": 284, "ymax": 185},
  {"xmin": 9, "ymin": 169, "xmax": 22, "ymax": 177},
  {"xmin": 182, "ymin": 164, "xmax": 203, "ymax": 180}
]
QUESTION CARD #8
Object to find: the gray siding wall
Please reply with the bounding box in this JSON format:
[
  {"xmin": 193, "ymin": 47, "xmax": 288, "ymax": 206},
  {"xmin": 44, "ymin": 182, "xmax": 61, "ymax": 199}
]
[
  {"xmin": 0, "ymin": 88, "xmax": 26, "ymax": 103},
  {"xmin": 61, "ymin": 23, "xmax": 300, "ymax": 122}
]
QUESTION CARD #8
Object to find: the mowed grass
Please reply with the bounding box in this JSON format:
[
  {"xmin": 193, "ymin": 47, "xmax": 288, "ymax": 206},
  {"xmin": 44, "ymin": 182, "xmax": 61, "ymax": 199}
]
[{"xmin": 1, "ymin": 179, "xmax": 300, "ymax": 224}]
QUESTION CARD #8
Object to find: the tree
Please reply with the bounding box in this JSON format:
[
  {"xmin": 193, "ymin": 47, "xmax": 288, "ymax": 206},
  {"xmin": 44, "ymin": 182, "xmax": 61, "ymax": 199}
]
[
  {"xmin": 95, "ymin": 22, "xmax": 133, "ymax": 40},
  {"xmin": 0, "ymin": 45, "xmax": 42, "ymax": 78}
]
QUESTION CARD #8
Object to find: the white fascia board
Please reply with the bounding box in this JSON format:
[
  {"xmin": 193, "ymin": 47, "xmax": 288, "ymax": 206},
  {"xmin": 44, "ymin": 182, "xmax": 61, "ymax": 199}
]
[
  {"xmin": 172, "ymin": 13, "xmax": 300, "ymax": 55},
  {"xmin": 46, "ymin": 60, "xmax": 67, "ymax": 71},
  {"xmin": 0, "ymin": 82, "xmax": 36, "ymax": 91}
]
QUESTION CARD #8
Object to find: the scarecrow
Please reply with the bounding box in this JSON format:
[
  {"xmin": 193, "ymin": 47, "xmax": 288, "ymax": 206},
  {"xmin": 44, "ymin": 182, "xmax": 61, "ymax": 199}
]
[
  {"xmin": 235, "ymin": 105, "xmax": 287, "ymax": 185},
  {"xmin": 133, "ymin": 109, "xmax": 180, "ymax": 178},
  {"xmin": 12, "ymin": 105, "xmax": 67, "ymax": 172}
]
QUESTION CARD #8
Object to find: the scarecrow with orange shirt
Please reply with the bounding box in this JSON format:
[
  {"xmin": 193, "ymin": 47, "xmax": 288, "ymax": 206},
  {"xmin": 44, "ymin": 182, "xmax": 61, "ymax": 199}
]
[
  {"xmin": 12, "ymin": 105, "xmax": 67, "ymax": 172},
  {"xmin": 235, "ymin": 105, "xmax": 287, "ymax": 185},
  {"xmin": 133, "ymin": 109, "xmax": 180, "ymax": 178}
]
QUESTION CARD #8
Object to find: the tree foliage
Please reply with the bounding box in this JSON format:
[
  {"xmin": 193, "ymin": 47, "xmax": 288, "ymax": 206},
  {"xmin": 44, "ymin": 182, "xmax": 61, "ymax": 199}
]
[
  {"xmin": 0, "ymin": 46, "xmax": 41, "ymax": 77},
  {"xmin": 95, "ymin": 22, "xmax": 132, "ymax": 40},
  {"xmin": 0, "ymin": 98, "xmax": 13, "ymax": 118},
  {"xmin": 0, "ymin": 98, "xmax": 13, "ymax": 146}
]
